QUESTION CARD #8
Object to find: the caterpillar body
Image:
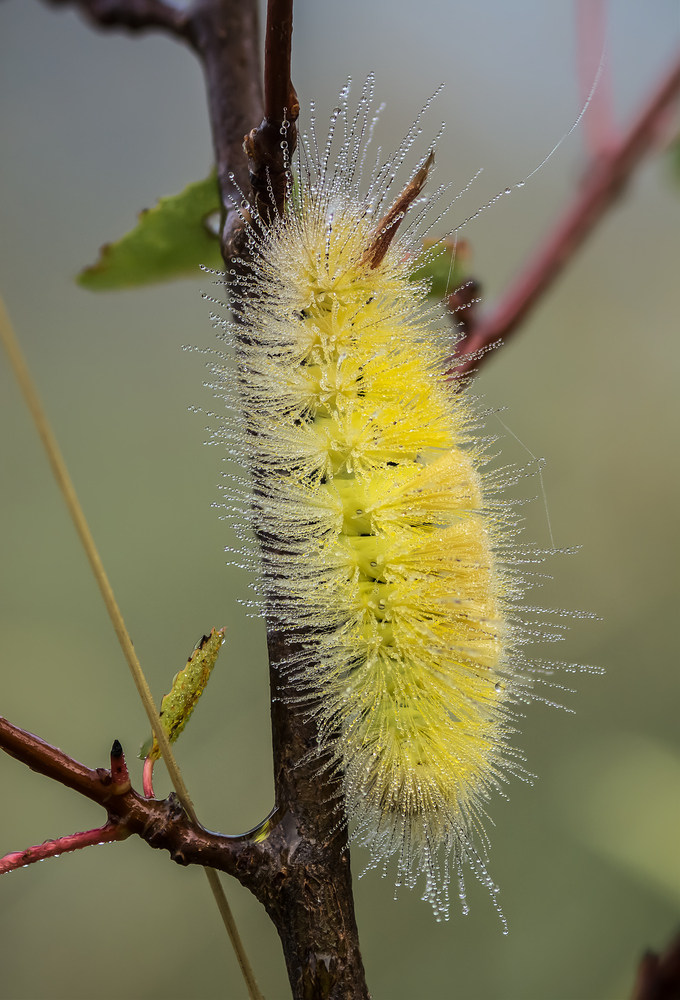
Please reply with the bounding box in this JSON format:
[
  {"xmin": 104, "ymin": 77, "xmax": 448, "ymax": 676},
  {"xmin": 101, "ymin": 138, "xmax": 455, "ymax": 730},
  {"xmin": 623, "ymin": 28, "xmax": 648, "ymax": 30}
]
[{"xmin": 215, "ymin": 86, "xmax": 535, "ymax": 922}]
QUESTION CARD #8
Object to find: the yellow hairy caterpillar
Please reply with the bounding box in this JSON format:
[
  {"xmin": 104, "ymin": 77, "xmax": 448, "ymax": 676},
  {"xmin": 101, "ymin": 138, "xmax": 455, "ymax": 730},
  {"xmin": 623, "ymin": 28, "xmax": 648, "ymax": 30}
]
[{"xmin": 212, "ymin": 83, "xmax": 544, "ymax": 924}]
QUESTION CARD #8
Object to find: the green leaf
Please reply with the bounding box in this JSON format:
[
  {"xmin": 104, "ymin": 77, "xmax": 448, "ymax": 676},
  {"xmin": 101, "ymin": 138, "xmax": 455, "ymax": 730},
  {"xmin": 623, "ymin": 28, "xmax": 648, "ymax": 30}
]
[
  {"xmin": 140, "ymin": 628, "xmax": 224, "ymax": 761},
  {"xmin": 409, "ymin": 239, "xmax": 470, "ymax": 300},
  {"xmin": 78, "ymin": 171, "xmax": 223, "ymax": 290}
]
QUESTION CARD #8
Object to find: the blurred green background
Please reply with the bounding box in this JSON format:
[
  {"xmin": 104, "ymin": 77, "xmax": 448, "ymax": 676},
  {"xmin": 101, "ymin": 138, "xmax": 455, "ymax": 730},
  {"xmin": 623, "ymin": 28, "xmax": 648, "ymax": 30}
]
[{"xmin": 1, "ymin": 1, "xmax": 679, "ymax": 997}]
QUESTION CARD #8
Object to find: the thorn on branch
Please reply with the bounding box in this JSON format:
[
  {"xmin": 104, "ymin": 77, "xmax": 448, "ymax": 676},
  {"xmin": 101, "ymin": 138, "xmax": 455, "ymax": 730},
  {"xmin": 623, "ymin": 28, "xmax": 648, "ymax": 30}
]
[{"xmin": 110, "ymin": 739, "xmax": 131, "ymax": 793}]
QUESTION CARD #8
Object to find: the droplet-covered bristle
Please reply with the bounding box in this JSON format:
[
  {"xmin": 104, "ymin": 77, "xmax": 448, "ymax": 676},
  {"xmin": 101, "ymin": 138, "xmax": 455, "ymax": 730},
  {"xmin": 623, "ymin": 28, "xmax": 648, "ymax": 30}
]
[{"xmin": 209, "ymin": 84, "xmax": 565, "ymax": 923}]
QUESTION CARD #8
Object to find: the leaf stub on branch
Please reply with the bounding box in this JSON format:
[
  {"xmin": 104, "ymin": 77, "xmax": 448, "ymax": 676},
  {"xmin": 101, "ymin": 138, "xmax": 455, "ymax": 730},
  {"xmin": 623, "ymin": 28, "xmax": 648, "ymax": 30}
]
[{"xmin": 361, "ymin": 150, "xmax": 435, "ymax": 269}]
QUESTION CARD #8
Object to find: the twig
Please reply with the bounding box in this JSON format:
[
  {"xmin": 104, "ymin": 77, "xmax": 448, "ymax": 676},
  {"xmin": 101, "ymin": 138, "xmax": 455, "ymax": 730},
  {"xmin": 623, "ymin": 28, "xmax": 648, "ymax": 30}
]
[
  {"xmin": 450, "ymin": 50, "xmax": 680, "ymax": 378},
  {"xmin": 0, "ymin": 822, "xmax": 129, "ymax": 875},
  {"xmin": 0, "ymin": 742, "xmax": 131, "ymax": 874},
  {"xmin": 0, "ymin": 718, "xmax": 259, "ymax": 874},
  {"xmin": 0, "ymin": 295, "xmax": 264, "ymax": 1000}
]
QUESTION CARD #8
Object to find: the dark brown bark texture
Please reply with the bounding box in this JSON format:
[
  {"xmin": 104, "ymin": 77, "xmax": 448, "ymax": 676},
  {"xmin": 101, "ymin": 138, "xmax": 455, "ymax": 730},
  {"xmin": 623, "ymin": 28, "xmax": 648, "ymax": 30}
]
[{"xmin": 264, "ymin": 630, "xmax": 369, "ymax": 1000}]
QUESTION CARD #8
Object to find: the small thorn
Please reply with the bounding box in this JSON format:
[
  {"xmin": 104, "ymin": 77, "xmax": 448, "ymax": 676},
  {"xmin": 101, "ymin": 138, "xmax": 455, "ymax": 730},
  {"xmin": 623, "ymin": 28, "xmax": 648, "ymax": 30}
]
[{"xmin": 110, "ymin": 740, "xmax": 131, "ymax": 793}]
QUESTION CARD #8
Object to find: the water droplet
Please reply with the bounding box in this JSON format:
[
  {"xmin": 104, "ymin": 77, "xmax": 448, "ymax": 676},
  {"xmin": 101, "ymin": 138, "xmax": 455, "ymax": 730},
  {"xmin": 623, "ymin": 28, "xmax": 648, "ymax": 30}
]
[
  {"xmin": 494, "ymin": 682, "xmax": 503, "ymax": 693},
  {"xmin": 504, "ymin": 187, "xmax": 511, "ymax": 195}
]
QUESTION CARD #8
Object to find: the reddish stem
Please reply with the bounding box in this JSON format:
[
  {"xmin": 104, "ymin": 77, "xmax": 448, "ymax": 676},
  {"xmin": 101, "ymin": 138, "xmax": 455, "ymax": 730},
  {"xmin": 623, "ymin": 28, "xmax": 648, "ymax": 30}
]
[
  {"xmin": 450, "ymin": 51, "xmax": 680, "ymax": 378},
  {"xmin": 0, "ymin": 716, "xmax": 262, "ymax": 876},
  {"xmin": 0, "ymin": 821, "xmax": 129, "ymax": 875},
  {"xmin": 576, "ymin": 0, "xmax": 618, "ymax": 156},
  {"xmin": 143, "ymin": 756, "xmax": 156, "ymax": 798}
]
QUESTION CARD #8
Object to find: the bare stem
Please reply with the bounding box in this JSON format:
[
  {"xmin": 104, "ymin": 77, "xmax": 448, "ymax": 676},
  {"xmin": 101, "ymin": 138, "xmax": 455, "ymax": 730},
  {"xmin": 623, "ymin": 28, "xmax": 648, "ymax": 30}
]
[
  {"xmin": 143, "ymin": 755, "xmax": 156, "ymax": 798},
  {"xmin": 0, "ymin": 822, "xmax": 129, "ymax": 875}
]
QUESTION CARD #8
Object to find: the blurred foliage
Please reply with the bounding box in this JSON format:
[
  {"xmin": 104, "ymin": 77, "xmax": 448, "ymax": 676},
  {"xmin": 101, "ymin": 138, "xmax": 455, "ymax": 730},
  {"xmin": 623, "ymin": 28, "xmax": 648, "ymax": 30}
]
[{"xmin": 556, "ymin": 735, "xmax": 680, "ymax": 910}]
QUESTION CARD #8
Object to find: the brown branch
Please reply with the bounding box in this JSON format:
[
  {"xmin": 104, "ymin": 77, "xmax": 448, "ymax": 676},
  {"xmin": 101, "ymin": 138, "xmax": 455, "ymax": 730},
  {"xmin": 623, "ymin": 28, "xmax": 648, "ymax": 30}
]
[
  {"xmin": 263, "ymin": 0, "xmax": 297, "ymax": 123},
  {"xmin": 43, "ymin": 0, "xmax": 194, "ymax": 41},
  {"xmin": 0, "ymin": 703, "xmax": 368, "ymax": 998},
  {"xmin": 631, "ymin": 930, "xmax": 680, "ymax": 1000},
  {"xmin": 189, "ymin": 0, "xmax": 265, "ymax": 254},
  {"xmin": 21, "ymin": 3, "xmax": 367, "ymax": 996},
  {"xmin": 450, "ymin": 50, "xmax": 680, "ymax": 379},
  {"xmin": 0, "ymin": 718, "xmax": 251, "ymax": 872}
]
